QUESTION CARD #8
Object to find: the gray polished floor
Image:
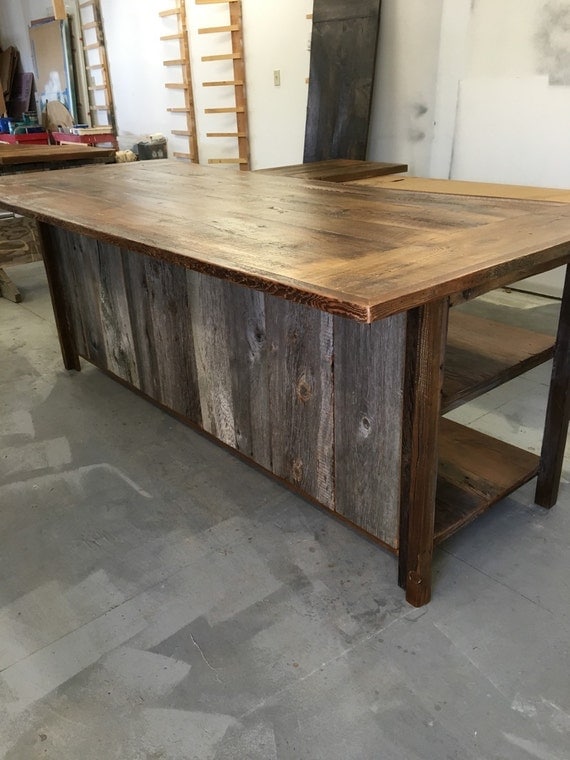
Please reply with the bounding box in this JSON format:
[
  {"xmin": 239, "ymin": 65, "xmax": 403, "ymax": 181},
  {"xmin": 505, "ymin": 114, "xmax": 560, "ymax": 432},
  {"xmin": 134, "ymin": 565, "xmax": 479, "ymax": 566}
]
[{"xmin": 1, "ymin": 262, "xmax": 569, "ymax": 760}]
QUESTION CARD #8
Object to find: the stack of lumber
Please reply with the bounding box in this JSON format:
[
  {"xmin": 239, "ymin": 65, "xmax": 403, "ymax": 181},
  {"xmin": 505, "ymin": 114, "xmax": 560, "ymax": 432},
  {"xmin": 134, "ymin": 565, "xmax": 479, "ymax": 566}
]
[
  {"xmin": 0, "ymin": 46, "xmax": 34, "ymax": 119},
  {"xmin": 0, "ymin": 46, "xmax": 19, "ymax": 115}
]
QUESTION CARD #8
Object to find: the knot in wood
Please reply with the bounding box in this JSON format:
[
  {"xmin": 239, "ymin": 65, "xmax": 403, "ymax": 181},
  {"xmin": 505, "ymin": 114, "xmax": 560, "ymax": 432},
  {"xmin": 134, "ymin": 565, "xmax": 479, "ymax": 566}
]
[
  {"xmin": 291, "ymin": 457, "xmax": 303, "ymax": 483},
  {"xmin": 288, "ymin": 328, "xmax": 300, "ymax": 345},
  {"xmin": 359, "ymin": 415, "xmax": 372, "ymax": 437},
  {"xmin": 296, "ymin": 376, "xmax": 313, "ymax": 403},
  {"xmin": 408, "ymin": 571, "xmax": 423, "ymax": 586}
]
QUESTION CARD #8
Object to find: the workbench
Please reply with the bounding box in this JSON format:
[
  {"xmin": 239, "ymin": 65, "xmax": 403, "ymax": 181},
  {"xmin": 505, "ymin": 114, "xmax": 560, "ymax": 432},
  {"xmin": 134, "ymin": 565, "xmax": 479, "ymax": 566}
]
[
  {"xmin": 0, "ymin": 161, "xmax": 568, "ymax": 606},
  {"xmin": 0, "ymin": 142, "xmax": 116, "ymax": 172}
]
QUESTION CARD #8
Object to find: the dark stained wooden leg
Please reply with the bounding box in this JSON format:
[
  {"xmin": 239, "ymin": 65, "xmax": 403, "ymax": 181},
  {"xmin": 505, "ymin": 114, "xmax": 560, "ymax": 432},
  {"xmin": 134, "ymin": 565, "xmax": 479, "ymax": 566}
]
[
  {"xmin": 535, "ymin": 264, "xmax": 570, "ymax": 508},
  {"xmin": 399, "ymin": 299, "xmax": 449, "ymax": 607},
  {"xmin": 0, "ymin": 266, "xmax": 22, "ymax": 303},
  {"xmin": 37, "ymin": 221, "xmax": 81, "ymax": 371}
]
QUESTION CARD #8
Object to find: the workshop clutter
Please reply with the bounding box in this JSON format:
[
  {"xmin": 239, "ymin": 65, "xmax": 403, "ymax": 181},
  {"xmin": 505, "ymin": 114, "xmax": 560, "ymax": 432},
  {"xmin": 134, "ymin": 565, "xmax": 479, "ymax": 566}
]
[{"xmin": 134, "ymin": 133, "xmax": 168, "ymax": 160}]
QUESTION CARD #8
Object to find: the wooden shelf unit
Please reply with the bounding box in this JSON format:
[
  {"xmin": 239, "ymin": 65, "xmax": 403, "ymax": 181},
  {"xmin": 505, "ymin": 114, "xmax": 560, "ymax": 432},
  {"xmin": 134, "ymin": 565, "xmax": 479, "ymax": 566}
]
[
  {"xmin": 442, "ymin": 310, "xmax": 555, "ymax": 413},
  {"xmin": 261, "ymin": 162, "xmax": 565, "ymax": 562},
  {"xmin": 343, "ymin": 169, "xmax": 569, "ymax": 570},
  {"xmin": 435, "ymin": 419, "xmax": 540, "ymax": 544},
  {"xmin": 197, "ymin": 0, "xmax": 250, "ymax": 170},
  {"xmin": 160, "ymin": 0, "xmax": 199, "ymax": 163},
  {"xmin": 435, "ymin": 299, "xmax": 559, "ymax": 544}
]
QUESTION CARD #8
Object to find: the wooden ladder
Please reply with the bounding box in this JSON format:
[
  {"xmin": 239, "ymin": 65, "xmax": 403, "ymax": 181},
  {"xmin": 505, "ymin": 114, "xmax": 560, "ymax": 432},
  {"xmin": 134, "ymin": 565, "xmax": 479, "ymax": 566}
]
[
  {"xmin": 160, "ymin": 0, "xmax": 199, "ymax": 162},
  {"xmin": 197, "ymin": 0, "xmax": 250, "ymax": 170},
  {"xmin": 77, "ymin": 0, "xmax": 116, "ymax": 133}
]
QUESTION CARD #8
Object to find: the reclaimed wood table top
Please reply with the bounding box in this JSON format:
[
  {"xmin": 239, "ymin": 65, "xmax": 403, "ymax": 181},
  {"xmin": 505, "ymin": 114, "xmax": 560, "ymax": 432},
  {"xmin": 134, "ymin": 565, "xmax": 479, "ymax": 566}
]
[
  {"xmin": 350, "ymin": 174, "xmax": 570, "ymax": 204},
  {"xmin": 0, "ymin": 160, "xmax": 568, "ymax": 322},
  {"xmin": 0, "ymin": 143, "xmax": 115, "ymax": 167},
  {"xmin": 257, "ymin": 159, "xmax": 408, "ymax": 182}
]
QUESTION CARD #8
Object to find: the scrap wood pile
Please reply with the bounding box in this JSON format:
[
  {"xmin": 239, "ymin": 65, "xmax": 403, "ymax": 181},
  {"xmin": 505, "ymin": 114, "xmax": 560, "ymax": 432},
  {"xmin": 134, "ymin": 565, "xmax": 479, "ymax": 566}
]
[{"xmin": 0, "ymin": 46, "xmax": 34, "ymax": 119}]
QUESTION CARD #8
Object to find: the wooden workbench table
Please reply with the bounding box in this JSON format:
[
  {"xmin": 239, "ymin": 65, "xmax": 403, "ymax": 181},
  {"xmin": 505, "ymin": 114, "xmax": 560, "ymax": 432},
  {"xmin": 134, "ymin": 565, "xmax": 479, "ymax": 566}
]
[
  {"xmin": 0, "ymin": 160, "xmax": 568, "ymax": 606},
  {"xmin": 0, "ymin": 142, "xmax": 115, "ymax": 171},
  {"xmin": 257, "ymin": 158, "xmax": 407, "ymax": 182}
]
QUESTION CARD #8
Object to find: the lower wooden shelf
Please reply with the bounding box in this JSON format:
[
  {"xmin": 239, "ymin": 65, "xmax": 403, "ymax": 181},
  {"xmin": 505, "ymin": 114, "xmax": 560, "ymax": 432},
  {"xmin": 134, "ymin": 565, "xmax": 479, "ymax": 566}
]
[
  {"xmin": 443, "ymin": 311, "xmax": 554, "ymax": 413},
  {"xmin": 435, "ymin": 418, "xmax": 540, "ymax": 544}
]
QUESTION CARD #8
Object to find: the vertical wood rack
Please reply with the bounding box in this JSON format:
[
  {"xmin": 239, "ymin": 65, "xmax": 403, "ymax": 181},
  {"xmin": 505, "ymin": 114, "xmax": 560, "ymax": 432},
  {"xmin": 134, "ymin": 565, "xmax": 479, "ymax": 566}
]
[
  {"xmin": 77, "ymin": 0, "xmax": 116, "ymax": 133},
  {"xmin": 197, "ymin": 0, "xmax": 250, "ymax": 170},
  {"xmin": 160, "ymin": 0, "xmax": 199, "ymax": 162}
]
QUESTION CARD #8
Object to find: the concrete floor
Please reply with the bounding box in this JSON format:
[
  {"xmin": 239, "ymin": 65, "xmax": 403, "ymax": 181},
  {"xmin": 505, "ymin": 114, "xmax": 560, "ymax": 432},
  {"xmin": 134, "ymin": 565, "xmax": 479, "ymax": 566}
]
[{"xmin": 1, "ymin": 262, "xmax": 569, "ymax": 760}]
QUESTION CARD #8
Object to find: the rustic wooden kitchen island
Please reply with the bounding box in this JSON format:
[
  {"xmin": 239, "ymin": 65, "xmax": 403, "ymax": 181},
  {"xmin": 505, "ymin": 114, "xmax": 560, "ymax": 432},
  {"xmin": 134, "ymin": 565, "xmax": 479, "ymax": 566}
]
[{"xmin": 1, "ymin": 160, "xmax": 569, "ymax": 607}]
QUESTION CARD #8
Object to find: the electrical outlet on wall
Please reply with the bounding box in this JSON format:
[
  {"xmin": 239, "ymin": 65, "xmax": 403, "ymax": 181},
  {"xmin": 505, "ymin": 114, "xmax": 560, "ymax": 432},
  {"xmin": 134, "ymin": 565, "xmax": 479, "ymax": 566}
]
[{"xmin": 273, "ymin": 70, "xmax": 281, "ymax": 87}]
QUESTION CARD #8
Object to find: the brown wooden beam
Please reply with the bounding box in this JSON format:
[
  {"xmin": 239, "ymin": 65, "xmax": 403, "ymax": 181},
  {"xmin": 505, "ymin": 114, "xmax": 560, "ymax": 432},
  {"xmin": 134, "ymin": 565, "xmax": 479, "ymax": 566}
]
[
  {"xmin": 399, "ymin": 299, "xmax": 449, "ymax": 607},
  {"xmin": 535, "ymin": 263, "xmax": 570, "ymax": 507},
  {"xmin": 0, "ymin": 266, "xmax": 22, "ymax": 303},
  {"xmin": 36, "ymin": 222, "xmax": 81, "ymax": 371},
  {"xmin": 52, "ymin": 0, "xmax": 66, "ymax": 19}
]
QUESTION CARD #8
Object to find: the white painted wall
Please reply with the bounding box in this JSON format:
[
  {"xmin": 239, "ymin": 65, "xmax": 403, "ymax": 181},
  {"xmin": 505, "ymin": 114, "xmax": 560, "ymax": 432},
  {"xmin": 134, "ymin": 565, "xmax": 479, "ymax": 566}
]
[
  {"xmin": 239, "ymin": 0, "xmax": 312, "ymax": 169},
  {"xmin": 368, "ymin": 0, "xmax": 444, "ymax": 176},
  {"xmin": 94, "ymin": 0, "xmax": 312, "ymax": 167},
  {"xmin": 429, "ymin": 0, "xmax": 570, "ymax": 297},
  {"xmin": 450, "ymin": 0, "xmax": 570, "ymax": 187},
  {"xmin": 0, "ymin": 0, "xmax": 41, "ymax": 72}
]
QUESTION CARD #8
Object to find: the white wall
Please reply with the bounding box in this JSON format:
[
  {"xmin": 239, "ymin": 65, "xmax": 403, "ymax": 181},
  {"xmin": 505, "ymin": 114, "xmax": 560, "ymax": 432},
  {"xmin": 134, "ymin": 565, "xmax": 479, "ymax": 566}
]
[
  {"xmin": 0, "ymin": 0, "xmax": 35, "ymax": 71},
  {"xmin": 448, "ymin": 0, "xmax": 570, "ymax": 188},
  {"xmin": 368, "ymin": 0, "xmax": 444, "ymax": 176},
  {"xmin": 239, "ymin": 0, "xmax": 312, "ymax": 169},
  {"xmin": 429, "ymin": 0, "xmax": 570, "ymax": 296}
]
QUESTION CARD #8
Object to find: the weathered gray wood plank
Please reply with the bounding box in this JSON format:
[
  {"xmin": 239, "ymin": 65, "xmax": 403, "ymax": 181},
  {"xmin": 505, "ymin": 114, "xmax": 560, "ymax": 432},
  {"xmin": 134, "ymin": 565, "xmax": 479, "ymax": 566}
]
[
  {"xmin": 120, "ymin": 248, "xmax": 160, "ymax": 400},
  {"xmin": 267, "ymin": 297, "xmax": 334, "ymax": 508},
  {"xmin": 43, "ymin": 225, "xmax": 85, "ymax": 358},
  {"xmin": 97, "ymin": 240, "xmax": 140, "ymax": 387},
  {"xmin": 122, "ymin": 249, "xmax": 201, "ymax": 422},
  {"xmin": 226, "ymin": 284, "xmax": 271, "ymax": 468},
  {"xmin": 304, "ymin": 0, "xmax": 382, "ymax": 161},
  {"xmin": 55, "ymin": 228, "xmax": 107, "ymax": 367},
  {"xmin": 187, "ymin": 270, "xmax": 237, "ymax": 447},
  {"xmin": 35, "ymin": 224, "xmax": 80, "ymax": 370},
  {"xmin": 334, "ymin": 313, "xmax": 406, "ymax": 547}
]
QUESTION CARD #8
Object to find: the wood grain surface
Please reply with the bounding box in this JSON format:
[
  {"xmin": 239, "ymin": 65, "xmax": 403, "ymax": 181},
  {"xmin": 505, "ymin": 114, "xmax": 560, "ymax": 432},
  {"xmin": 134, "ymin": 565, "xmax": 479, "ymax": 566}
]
[
  {"xmin": 334, "ymin": 313, "xmax": 406, "ymax": 546},
  {"xmin": 267, "ymin": 298, "xmax": 335, "ymax": 508},
  {"xmin": 43, "ymin": 225, "xmax": 409, "ymax": 538},
  {"xmin": 1, "ymin": 162, "xmax": 569, "ymax": 323},
  {"xmin": 304, "ymin": 0, "xmax": 382, "ymax": 162},
  {"xmin": 0, "ymin": 143, "xmax": 115, "ymax": 167},
  {"xmin": 351, "ymin": 174, "xmax": 570, "ymax": 204},
  {"xmin": 258, "ymin": 159, "xmax": 407, "ymax": 182},
  {"xmin": 535, "ymin": 264, "xmax": 570, "ymax": 507},
  {"xmin": 399, "ymin": 300, "xmax": 448, "ymax": 606},
  {"xmin": 436, "ymin": 419, "xmax": 540, "ymax": 543},
  {"xmin": 443, "ymin": 311, "xmax": 555, "ymax": 412}
]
